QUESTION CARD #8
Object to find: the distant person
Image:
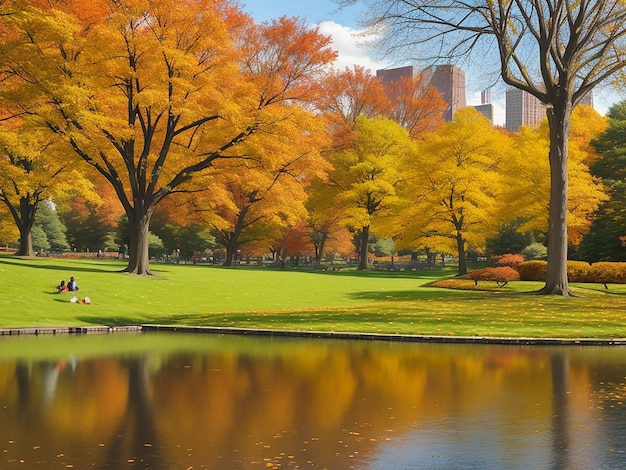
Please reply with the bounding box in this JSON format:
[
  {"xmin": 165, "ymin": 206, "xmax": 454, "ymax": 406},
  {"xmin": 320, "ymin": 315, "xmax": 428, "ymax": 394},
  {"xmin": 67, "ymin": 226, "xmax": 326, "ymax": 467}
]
[
  {"xmin": 56, "ymin": 280, "xmax": 68, "ymax": 293},
  {"xmin": 67, "ymin": 276, "xmax": 79, "ymax": 291}
]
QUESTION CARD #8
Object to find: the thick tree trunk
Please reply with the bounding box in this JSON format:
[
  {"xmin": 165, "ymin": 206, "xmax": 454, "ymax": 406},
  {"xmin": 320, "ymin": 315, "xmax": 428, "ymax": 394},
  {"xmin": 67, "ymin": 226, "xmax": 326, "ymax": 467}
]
[
  {"xmin": 358, "ymin": 225, "xmax": 370, "ymax": 270},
  {"xmin": 224, "ymin": 237, "xmax": 237, "ymax": 266},
  {"xmin": 222, "ymin": 209, "xmax": 249, "ymax": 267},
  {"xmin": 17, "ymin": 225, "xmax": 33, "ymax": 257},
  {"xmin": 125, "ymin": 211, "xmax": 153, "ymax": 275},
  {"xmin": 15, "ymin": 197, "xmax": 36, "ymax": 257},
  {"xmin": 539, "ymin": 102, "xmax": 572, "ymax": 296}
]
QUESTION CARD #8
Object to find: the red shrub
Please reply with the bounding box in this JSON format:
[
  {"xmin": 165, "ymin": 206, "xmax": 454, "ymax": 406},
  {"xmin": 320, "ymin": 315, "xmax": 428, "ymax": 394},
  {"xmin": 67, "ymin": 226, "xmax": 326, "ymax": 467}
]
[
  {"xmin": 495, "ymin": 253, "xmax": 525, "ymax": 268},
  {"xmin": 466, "ymin": 266, "xmax": 520, "ymax": 287}
]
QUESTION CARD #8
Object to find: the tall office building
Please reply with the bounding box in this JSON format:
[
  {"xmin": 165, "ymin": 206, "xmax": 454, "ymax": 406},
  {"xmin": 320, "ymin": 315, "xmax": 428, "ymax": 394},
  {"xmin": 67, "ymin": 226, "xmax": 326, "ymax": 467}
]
[
  {"xmin": 376, "ymin": 64, "xmax": 466, "ymax": 122},
  {"xmin": 376, "ymin": 65, "xmax": 416, "ymax": 87},
  {"xmin": 505, "ymin": 87, "xmax": 546, "ymax": 132},
  {"xmin": 423, "ymin": 64, "xmax": 466, "ymax": 122},
  {"xmin": 505, "ymin": 88, "xmax": 595, "ymax": 132},
  {"xmin": 474, "ymin": 88, "xmax": 494, "ymax": 123}
]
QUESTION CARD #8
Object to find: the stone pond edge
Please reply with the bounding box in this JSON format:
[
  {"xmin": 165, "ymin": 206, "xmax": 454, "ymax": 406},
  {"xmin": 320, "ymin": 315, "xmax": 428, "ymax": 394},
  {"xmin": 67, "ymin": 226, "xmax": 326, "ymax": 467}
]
[{"xmin": 1, "ymin": 324, "xmax": 625, "ymax": 346}]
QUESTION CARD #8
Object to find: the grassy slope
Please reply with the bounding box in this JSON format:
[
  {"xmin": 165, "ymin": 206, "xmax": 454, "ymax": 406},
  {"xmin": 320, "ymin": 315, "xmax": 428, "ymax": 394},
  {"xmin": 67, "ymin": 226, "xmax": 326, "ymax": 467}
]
[{"xmin": 1, "ymin": 255, "xmax": 625, "ymax": 338}]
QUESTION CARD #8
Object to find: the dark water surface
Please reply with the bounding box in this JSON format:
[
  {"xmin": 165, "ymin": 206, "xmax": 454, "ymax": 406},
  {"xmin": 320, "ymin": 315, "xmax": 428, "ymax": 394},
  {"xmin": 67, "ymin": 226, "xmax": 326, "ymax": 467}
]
[{"xmin": 1, "ymin": 332, "xmax": 625, "ymax": 469}]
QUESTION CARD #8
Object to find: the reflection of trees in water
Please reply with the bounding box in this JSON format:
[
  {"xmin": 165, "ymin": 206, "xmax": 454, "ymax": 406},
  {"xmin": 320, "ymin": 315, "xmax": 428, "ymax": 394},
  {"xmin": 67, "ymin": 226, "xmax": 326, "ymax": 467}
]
[
  {"xmin": 104, "ymin": 356, "xmax": 167, "ymax": 468},
  {"xmin": 2, "ymin": 341, "xmax": 626, "ymax": 468},
  {"xmin": 551, "ymin": 353, "xmax": 570, "ymax": 470}
]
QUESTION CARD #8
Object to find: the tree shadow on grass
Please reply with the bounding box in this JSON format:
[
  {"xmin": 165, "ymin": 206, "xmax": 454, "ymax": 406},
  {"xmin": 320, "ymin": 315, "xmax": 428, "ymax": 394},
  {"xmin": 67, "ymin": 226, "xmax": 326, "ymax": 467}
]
[
  {"xmin": 76, "ymin": 315, "xmax": 146, "ymax": 327},
  {"xmin": 348, "ymin": 289, "xmax": 490, "ymax": 302},
  {"xmin": 0, "ymin": 257, "xmax": 122, "ymax": 274},
  {"xmin": 574, "ymin": 285, "xmax": 626, "ymax": 296}
]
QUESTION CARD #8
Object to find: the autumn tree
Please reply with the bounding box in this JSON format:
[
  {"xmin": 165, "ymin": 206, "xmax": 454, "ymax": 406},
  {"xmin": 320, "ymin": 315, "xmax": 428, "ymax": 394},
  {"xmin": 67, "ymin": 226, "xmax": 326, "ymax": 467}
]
[
  {"xmin": 331, "ymin": 115, "xmax": 412, "ymax": 270},
  {"xmin": 577, "ymin": 100, "xmax": 626, "ymax": 261},
  {"xmin": 316, "ymin": 65, "xmax": 390, "ymax": 142},
  {"xmin": 305, "ymin": 178, "xmax": 356, "ymax": 265},
  {"xmin": 501, "ymin": 106, "xmax": 607, "ymax": 248},
  {"xmin": 379, "ymin": 70, "xmax": 447, "ymax": 138},
  {"xmin": 165, "ymin": 101, "xmax": 331, "ymax": 266},
  {"xmin": 308, "ymin": 65, "xmax": 395, "ymax": 265},
  {"xmin": 0, "ymin": 1, "xmax": 336, "ymax": 274},
  {"xmin": 341, "ymin": 0, "xmax": 626, "ymax": 294},
  {"xmin": 57, "ymin": 181, "xmax": 124, "ymax": 253},
  {"xmin": 0, "ymin": 119, "xmax": 95, "ymax": 256},
  {"xmin": 398, "ymin": 108, "xmax": 510, "ymax": 276}
]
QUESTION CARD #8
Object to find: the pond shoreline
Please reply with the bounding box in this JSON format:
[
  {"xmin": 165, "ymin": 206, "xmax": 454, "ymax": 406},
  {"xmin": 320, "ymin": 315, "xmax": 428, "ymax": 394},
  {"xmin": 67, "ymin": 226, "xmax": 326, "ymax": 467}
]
[{"xmin": 2, "ymin": 324, "xmax": 626, "ymax": 346}]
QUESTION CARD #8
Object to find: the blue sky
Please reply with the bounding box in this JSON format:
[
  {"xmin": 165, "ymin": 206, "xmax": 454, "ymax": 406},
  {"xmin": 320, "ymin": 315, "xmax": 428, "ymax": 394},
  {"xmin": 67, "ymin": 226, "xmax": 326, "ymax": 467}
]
[
  {"xmin": 241, "ymin": 1, "xmax": 362, "ymax": 27},
  {"xmin": 240, "ymin": 1, "xmax": 621, "ymax": 122}
]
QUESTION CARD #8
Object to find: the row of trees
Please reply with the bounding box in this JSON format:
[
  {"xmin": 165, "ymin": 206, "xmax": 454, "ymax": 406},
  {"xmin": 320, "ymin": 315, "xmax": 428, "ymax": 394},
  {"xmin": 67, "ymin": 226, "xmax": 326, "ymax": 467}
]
[{"xmin": 1, "ymin": 1, "xmax": 626, "ymax": 297}]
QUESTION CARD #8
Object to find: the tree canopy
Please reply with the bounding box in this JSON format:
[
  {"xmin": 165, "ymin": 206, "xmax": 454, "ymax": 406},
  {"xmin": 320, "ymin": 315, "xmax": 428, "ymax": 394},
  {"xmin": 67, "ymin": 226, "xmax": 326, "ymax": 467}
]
[
  {"xmin": 338, "ymin": 0, "xmax": 626, "ymax": 294},
  {"xmin": 0, "ymin": 1, "xmax": 336, "ymax": 273}
]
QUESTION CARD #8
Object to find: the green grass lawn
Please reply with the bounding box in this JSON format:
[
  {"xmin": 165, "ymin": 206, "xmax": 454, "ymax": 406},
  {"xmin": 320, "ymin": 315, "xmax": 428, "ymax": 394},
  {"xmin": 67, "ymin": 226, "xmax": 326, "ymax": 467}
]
[{"xmin": 2, "ymin": 255, "xmax": 626, "ymax": 339}]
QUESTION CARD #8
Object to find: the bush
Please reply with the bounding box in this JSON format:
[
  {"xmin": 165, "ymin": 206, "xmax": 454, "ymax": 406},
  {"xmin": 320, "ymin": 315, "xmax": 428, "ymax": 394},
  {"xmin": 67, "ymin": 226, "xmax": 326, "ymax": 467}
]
[
  {"xmin": 466, "ymin": 266, "xmax": 520, "ymax": 287},
  {"xmin": 587, "ymin": 262, "xmax": 626, "ymax": 288},
  {"xmin": 522, "ymin": 243, "xmax": 547, "ymax": 260},
  {"xmin": 495, "ymin": 253, "xmax": 525, "ymax": 268},
  {"xmin": 567, "ymin": 260, "xmax": 591, "ymax": 283},
  {"xmin": 518, "ymin": 260, "xmax": 547, "ymax": 281}
]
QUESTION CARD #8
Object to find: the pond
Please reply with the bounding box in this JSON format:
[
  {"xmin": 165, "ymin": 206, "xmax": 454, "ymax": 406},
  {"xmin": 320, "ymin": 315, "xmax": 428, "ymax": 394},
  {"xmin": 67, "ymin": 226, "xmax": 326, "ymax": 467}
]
[{"xmin": 1, "ymin": 332, "xmax": 625, "ymax": 469}]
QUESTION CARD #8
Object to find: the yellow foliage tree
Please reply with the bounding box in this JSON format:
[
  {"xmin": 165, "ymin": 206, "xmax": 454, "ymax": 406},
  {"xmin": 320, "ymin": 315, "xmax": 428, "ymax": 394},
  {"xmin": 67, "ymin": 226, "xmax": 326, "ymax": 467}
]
[
  {"xmin": 399, "ymin": 108, "xmax": 511, "ymax": 275},
  {"xmin": 165, "ymin": 95, "xmax": 331, "ymax": 265},
  {"xmin": 0, "ymin": 119, "xmax": 97, "ymax": 256},
  {"xmin": 501, "ymin": 106, "xmax": 608, "ymax": 246},
  {"xmin": 331, "ymin": 115, "xmax": 414, "ymax": 270},
  {"xmin": 0, "ymin": 2, "xmax": 336, "ymax": 274}
]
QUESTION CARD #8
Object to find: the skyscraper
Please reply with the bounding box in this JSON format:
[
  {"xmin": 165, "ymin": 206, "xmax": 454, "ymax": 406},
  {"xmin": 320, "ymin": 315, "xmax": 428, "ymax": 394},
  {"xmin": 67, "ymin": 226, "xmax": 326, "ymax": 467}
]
[
  {"xmin": 422, "ymin": 64, "xmax": 466, "ymax": 122},
  {"xmin": 474, "ymin": 88, "xmax": 494, "ymax": 123},
  {"xmin": 505, "ymin": 88, "xmax": 546, "ymax": 132},
  {"xmin": 376, "ymin": 64, "xmax": 466, "ymax": 122},
  {"xmin": 376, "ymin": 65, "xmax": 416, "ymax": 87},
  {"xmin": 505, "ymin": 88, "xmax": 595, "ymax": 132}
]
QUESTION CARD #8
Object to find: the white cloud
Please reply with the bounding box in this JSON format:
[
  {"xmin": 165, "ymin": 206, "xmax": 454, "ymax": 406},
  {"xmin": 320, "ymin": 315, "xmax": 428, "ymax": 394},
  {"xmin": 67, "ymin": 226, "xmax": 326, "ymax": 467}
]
[
  {"xmin": 318, "ymin": 20, "xmax": 623, "ymax": 124},
  {"xmin": 318, "ymin": 21, "xmax": 389, "ymax": 73}
]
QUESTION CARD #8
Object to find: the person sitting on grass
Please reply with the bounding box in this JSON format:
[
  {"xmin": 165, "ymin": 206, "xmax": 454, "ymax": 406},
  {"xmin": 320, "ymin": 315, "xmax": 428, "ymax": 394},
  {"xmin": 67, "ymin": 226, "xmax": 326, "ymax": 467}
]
[
  {"xmin": 56, "ymin": 280, "xmax": 68, "ymax": 293},
  {"xmin": 67, "ymin": 276, "xmax": 79, "ymax": 291}
]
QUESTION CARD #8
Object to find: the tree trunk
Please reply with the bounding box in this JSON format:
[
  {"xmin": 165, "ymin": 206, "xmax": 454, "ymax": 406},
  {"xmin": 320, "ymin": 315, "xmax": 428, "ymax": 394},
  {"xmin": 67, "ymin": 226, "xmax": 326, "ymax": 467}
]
[
  {"xmin": 222, "ymin": 210, "xmax": 248, "ymax": 267},
  {"xmin": 314, "ymin": 233, "xmax": 328, "ymax": 266},
  {"xmin": 456, "ymin": 230, "xmax": 467, "ymax": 276},
  {"xmin": 125, "ymin": 211, "xmax": 153, "ymax": 275},
  {"xmin": 539, "ymin": 102, "xmax": 572, "ymax": 296},
  {"xmin": 358, "ymin": 225, "xmax": 370, "ymax": 270},
  {"xmin": 17, "ymin": 225, "xmax": 33, "ymax": 257},
  {"xmin": 15, "ymin": 197, "xmax": 36, "ymax": 257},
  {"xmin": 224, "ymin": 236, "xmax": 237, "ymax": 267}
]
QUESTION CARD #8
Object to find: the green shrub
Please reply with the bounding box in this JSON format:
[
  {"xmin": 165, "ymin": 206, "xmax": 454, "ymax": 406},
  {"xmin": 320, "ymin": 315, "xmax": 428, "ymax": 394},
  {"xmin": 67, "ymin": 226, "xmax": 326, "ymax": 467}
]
[
  {"xmin": 518, "ymin": 260, "xmax": 547, "ymax": 281},
  {"xmin": 522, "ymin": 243, "xmax": 547, "ymax": 260},
  {"xmin": 466, "ymin": 266, "xmax": 520, "ymax": 287}
]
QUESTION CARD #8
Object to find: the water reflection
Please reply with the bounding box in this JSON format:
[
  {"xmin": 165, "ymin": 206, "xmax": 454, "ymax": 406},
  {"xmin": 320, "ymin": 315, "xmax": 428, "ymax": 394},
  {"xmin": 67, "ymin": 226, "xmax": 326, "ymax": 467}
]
[{"xmin": 1, "ymin": 333, "xmax": 625, "ymax": 469}]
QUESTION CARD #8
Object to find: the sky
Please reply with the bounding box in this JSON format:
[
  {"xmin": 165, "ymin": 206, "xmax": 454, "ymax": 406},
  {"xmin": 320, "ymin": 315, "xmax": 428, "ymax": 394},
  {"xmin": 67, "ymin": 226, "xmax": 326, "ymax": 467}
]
[
  {"xmin": 240, "ymin": 1, "xmax": 623, "ymax": 125},
  {"xmin": 241, "ymin": 0, "xmax": 386, "ymax": 71}
]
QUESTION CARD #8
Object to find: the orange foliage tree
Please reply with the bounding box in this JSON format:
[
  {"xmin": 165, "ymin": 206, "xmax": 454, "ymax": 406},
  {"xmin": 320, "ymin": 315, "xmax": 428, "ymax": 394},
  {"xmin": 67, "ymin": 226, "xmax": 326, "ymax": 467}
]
[
  {"xmin": 0, "ymin": 1, "xmax": 336, "ymax": 274},
  {"xmin": 380, "ymin": 71, "xmax": 447, "ymax": 138},
  {"xmin": 0, "ymin": 118, "xmax": 97, "ymax": 256}
]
